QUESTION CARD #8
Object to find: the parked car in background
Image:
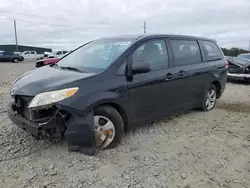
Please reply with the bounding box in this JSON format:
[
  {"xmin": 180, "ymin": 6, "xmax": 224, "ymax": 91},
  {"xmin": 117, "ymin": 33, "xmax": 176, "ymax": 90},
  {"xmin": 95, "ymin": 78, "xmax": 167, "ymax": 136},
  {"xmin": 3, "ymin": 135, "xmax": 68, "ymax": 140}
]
[
  {"xmin": 226, "ymin": 56, "xmax": 250, "ymax": 82},
  {"xmin": 35, "ymin": 52, "xmax": 70, "ymax": 68},
  {"xmin": 21, "ymin": 51, "xmax": 43, "ymax": 61},
  {"xmin": 36, "ymin": 57, "xmax": 60, "ymax": 67},
  {"xmin": 8, "ymin": 34, "xmax": 227, "ymax": 154},
  {"xmin": 0, "ymin": 51, "xmax": 24, "ymax": 63},
  {"xmin": 237, "ymin": 53, "xmax": 250, "ymax": 60},
  {"xmin": 49, "ymin": 50, "xmax": 69, "ymax": 58},
  {"xmin": 14, "ymin": 52, "xmax": 22, "ymax": 56}
]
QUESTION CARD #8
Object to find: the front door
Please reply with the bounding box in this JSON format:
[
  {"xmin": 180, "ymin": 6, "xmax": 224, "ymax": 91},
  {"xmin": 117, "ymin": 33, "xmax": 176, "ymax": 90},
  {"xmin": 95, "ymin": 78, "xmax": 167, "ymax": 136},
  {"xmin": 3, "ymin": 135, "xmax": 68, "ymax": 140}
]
[
  {"xmin": 128, "ymin": 39, "xmax": 173, "ymax": 125},
  {"xmin": 30, "ymin": 51, "xmax": 36, "ymax": 60},
  {"xmin": 23, "ymin": 51, "xmax": 31, "ymax": 60},
  {"xmin": 3, "ymin": 52, "xmax": 13, "ymax": 61}
]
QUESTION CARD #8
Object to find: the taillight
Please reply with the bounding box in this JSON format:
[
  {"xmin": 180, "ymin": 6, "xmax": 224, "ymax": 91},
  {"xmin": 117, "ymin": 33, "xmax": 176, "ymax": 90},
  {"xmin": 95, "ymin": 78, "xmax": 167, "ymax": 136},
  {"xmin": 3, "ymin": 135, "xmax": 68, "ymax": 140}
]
[{"xmin": 224, "ymin": 61, "xmax": 229, "ymax": 68}]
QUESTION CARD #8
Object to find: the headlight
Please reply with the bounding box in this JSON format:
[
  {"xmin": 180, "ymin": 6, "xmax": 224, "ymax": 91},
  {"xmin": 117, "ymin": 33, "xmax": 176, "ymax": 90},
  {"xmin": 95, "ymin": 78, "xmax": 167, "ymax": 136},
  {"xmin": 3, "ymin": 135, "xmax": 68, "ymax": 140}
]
[{"xmin": 28, "ymin": 87, "xmax": 79, "ymax": 108}]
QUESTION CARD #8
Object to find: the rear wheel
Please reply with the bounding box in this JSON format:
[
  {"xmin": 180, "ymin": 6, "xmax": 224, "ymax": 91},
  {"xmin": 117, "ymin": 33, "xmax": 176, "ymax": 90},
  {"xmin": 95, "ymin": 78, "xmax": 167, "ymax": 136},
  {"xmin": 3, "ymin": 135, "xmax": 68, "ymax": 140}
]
[
  {"xmin": 93, "ymin": 105, "xmax": 124, "ymax": 149},
  {"xmin": 13, "ymin": 58, "xmax": 19, "ymax": 63},
  {"xmin": 200, "ymin": 84, "xmax": 217, "ymax": 111}
]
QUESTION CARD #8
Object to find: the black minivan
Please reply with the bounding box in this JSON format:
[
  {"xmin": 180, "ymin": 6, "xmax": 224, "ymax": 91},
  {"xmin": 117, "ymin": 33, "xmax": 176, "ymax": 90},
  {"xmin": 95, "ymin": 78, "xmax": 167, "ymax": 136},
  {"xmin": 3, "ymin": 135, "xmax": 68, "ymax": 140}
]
[{"xmin": 8, "ymin": 34, "xmax": 228, "ymax": 155}]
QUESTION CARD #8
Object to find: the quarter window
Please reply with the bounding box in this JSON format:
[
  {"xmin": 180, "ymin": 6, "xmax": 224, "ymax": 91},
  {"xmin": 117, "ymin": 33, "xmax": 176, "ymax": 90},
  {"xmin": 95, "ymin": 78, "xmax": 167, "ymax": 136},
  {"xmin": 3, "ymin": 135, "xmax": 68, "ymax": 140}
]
[
  {"xmin": 170, "ymin": 40, "xmax": 202, "ymax": 66},
  {"xmin": 201, "ymin": 41, "xmax": 223, "ymax": 61},
  {"xmin": 132, "ymin": 40, "xmax": 168, "ymax": 71}
]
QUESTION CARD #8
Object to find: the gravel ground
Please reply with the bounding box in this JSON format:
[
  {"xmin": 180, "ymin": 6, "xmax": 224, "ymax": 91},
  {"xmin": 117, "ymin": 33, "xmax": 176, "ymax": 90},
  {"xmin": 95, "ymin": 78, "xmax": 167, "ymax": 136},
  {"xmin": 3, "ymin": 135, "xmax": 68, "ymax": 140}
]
[{"xmin": 0, "ymin": 62, "xmax": 250, "ymax": 188}]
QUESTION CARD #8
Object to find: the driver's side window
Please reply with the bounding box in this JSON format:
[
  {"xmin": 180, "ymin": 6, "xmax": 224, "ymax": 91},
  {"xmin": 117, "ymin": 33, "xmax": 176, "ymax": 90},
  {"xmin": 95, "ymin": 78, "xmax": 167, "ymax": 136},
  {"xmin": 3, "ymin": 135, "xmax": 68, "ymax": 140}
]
[{"xmin": 132, "ymin": 39, "xmax": 169, "ymax": 71}]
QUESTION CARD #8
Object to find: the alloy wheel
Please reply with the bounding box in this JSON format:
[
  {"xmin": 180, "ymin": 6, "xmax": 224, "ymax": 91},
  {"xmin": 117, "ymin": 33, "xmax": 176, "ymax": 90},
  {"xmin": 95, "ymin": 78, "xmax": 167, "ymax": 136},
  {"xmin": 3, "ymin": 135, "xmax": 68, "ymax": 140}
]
[
  {"xmin": 205, "ymin": 89, "xmax": 216, "ymax": 110},
  {"xmin": 94, "ymin": 115, "xmax": 115, "ymax": 148}
]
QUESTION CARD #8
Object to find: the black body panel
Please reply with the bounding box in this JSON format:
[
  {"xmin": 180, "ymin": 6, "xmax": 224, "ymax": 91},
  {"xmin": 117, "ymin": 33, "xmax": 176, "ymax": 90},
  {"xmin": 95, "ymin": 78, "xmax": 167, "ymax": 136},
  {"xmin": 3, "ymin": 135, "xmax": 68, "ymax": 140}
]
[{"xmin": 8, "ymin": 34, "xmax": 228, "ymax": 154}]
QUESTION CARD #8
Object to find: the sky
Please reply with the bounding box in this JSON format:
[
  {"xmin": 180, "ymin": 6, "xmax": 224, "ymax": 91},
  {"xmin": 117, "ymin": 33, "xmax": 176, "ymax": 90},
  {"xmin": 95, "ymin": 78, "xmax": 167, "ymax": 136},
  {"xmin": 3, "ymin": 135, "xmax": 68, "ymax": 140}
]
[{"xmin": 0, "ymin": 0, "xmax": 250, "ymax": 51}]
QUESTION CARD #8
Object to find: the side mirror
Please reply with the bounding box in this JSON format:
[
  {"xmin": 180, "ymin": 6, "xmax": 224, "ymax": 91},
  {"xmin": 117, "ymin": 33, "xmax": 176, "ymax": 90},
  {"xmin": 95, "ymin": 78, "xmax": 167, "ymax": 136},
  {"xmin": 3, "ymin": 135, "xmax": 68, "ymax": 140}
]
[{"xmin": 131, "ymin": 61, "xmax": 151, "ymax": 74}]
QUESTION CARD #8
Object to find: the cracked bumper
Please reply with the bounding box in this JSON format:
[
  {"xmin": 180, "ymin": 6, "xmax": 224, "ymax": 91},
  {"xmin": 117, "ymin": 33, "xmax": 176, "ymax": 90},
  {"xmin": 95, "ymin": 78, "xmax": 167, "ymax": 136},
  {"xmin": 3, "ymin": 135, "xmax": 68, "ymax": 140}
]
[
  {"xmin": 8, "ymin": 102, "xmax": 96, "ymax": 155},
  {"xmin": 7, "ymin": 103, "xmax": 65, "ymax": 138},
  {"xmin": 8, "ymin": 106, "xmax": 41, "ymax": 136},
  {"xmin": 227, "ymin": 73, "xmax": 250, "ymax": 82}
]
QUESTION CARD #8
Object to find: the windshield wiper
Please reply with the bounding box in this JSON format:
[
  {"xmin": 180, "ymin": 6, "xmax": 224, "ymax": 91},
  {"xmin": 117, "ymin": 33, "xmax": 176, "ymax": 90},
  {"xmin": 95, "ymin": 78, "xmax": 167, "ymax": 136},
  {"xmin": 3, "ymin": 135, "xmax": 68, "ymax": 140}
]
[
  {"xmin": 59, "ymin": 66, "xmax": 82, "ymax": 73},
  {"xmin": 50, "ymin": 63, "xmax": 59, "ymax": 67}
]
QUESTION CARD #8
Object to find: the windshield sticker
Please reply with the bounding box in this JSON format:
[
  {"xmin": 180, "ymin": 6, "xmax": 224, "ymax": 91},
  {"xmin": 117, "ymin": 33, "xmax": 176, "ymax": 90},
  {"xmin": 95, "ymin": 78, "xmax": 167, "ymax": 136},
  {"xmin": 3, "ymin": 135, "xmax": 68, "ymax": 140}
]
[{"xmin": 114, "ymin": 41, "xmax": 132, "ymax": 45}]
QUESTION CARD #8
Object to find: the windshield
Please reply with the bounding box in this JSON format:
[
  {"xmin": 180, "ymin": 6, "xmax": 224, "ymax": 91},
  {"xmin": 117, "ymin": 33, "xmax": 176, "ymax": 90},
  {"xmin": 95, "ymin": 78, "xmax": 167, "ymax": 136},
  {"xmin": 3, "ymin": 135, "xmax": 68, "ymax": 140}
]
[
  {"xmin": 57, "ymin": 39, "xmax": 134, "ymax": 73},
  {"xmin": 238, "ymin": 54, "xmax": 250, "ymax": 60},
  {"xmin": 232, "ymin": 57, "xmax": 250, "ymax": 66}
]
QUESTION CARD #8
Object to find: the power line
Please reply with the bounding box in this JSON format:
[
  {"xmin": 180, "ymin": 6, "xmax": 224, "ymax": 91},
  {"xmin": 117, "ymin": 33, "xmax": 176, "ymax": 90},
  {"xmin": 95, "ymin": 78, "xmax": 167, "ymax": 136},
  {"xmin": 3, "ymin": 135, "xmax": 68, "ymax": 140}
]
[
  {"xmin": 0, "ymin": 17, "xmax": 142, "ymax": 31},
  {"xmin": 0, "ymin": 17, "xmax": 77, "ymax": 27},
  {"xmin": 3, "ymin": 11, "xmax": 54, "ymax": 19}
]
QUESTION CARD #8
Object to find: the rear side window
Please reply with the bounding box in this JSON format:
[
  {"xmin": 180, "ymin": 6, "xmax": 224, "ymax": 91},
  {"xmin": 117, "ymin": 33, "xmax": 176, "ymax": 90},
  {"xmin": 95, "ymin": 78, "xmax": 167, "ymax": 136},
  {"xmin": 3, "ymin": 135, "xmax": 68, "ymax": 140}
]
[
  {"xmin": 201, "ymin": 41, "xmax": 223, "ymax": 61},
  {"xmin": 31, "ymin": 51, "xmax": 35, "ymax": 54},
  {"xmin": 169, "ymin": 40, "xmax": 202, "ymax": 66}
]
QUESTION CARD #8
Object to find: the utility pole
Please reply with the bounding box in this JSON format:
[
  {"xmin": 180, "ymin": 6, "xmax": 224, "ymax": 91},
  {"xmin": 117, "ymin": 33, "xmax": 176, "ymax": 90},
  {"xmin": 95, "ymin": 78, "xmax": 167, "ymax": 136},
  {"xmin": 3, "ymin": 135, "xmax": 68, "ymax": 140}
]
[
  {"xmin": 248, "ymin": 41, "xmax": 250, "ymax": 53},
  {"xmin": 143, "ymin": 21, "xmax": 147, "ymax": 34},
  {"xmin": 14, "ymin": 20, "xmax": 18, "ymax": 52}
]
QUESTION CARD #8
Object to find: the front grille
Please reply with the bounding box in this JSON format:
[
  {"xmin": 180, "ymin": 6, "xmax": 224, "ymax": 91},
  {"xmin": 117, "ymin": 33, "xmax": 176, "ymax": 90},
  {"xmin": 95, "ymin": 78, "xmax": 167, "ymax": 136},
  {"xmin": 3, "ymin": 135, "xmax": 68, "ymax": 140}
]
[
  {"xmin": 12, "ymin": 95, "xmax": 33, "ymax": 120},
  {"xmin": 12, "ymin": 95, "xmax": 68, "ymax": 125}
]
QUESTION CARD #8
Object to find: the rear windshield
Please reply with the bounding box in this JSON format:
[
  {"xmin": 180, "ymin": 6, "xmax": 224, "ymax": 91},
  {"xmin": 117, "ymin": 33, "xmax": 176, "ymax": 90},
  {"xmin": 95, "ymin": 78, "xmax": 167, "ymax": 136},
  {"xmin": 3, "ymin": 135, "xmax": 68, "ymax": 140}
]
[{"xmin": 57, "ymin": 39, "xmax": 134, "ymax": 73}]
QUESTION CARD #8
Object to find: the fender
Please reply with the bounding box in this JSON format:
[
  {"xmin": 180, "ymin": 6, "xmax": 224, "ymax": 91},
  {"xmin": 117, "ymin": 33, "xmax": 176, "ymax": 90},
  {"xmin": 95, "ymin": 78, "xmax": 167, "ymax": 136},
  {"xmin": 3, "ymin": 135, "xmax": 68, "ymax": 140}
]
[{"xmin": 58, "ymin": 91, "xmax": 123, "ymax": 113}]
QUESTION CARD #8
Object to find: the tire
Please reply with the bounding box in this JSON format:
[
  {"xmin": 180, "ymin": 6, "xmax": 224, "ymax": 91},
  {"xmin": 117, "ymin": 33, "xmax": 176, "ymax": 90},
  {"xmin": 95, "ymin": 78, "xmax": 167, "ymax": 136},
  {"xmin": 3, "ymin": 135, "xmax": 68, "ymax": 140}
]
[
  {"xmin": 13, "ymin": 58, "xmax": 19, "ymax": 63},
  {"xmin": 200, "ymin": 84, "xmax": 217, "ymax": 111},
  {"xmin": 93, "ymin": 105, "xmax": 124, "ymax": 149}
]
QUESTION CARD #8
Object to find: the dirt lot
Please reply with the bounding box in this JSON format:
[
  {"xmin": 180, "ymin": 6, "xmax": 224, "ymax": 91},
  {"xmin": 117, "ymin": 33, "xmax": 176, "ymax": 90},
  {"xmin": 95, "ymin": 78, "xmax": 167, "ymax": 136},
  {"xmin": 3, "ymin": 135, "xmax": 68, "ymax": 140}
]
[{"xmin": 0, "ymin": 62, "xmax": 250, "ymax": 188}]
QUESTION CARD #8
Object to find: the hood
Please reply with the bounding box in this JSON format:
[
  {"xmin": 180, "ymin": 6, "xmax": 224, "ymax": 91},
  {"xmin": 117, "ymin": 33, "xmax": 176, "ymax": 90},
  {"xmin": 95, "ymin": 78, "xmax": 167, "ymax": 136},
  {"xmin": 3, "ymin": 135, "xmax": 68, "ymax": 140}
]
[
  {"xmin": 36, "ymin": 58, "xmax": 59, "ymax": 62},
  {"xmin": 11, "ymin": 66, "xmax": 96, "ymax": 96},
  {"xmin": 228, "ymin": 57, "xmax": 250, "ymax": 68},
  {"xmin": 44, "ymin": 58, "xmax": 60, "ymax": 65}
]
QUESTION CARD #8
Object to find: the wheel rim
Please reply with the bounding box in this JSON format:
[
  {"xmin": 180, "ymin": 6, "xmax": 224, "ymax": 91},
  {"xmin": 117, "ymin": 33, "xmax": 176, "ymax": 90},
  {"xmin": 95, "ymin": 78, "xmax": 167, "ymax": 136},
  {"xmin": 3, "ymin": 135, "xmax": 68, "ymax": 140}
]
[
  {"xmin": 205, "ymin": 89, "xmax": 216, "ymax": 110},
  {"xmin": 14, "ymin": 59, "xmax": 18, "ymax": 63},
  {"xmin": 94, "ymin": 115, "xmax": 115, "ymax": 148}
]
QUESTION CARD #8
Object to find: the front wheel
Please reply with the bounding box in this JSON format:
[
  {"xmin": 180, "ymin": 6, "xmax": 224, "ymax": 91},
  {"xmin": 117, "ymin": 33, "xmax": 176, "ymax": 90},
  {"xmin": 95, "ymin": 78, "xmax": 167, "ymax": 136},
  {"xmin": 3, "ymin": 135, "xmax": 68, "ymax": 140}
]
[
  {"xmin": 93, "ymin": 105, "xmax": 124, "ymax": 149},
  {"xmin": 200, "ymin": 84, "xmax": 217, "ymax": 111}
]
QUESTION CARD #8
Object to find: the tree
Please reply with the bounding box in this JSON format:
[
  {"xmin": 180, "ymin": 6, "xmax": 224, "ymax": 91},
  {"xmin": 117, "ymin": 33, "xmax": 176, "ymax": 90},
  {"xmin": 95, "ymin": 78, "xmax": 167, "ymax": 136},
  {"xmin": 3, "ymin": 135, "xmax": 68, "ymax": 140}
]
[{"xmin": 221, "ymin": 47, "xmax": 248, "ymax": 57}]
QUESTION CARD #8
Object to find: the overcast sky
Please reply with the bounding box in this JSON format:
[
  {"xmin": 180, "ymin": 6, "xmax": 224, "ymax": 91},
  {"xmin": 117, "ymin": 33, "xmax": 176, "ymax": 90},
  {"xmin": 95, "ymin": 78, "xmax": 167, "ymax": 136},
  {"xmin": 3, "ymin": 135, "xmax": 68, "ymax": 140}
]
[{"xmin": 0, "ymin": 0, "xmax": 250, "ymax": 51}]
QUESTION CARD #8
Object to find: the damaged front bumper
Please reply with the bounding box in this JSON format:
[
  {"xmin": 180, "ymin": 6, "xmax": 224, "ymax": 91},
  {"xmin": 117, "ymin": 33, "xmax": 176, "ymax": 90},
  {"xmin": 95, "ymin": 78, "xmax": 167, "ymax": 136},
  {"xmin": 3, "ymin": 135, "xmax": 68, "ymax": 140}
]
[
  {"xmin": 8, "ymin": 97, "xmax": 96, "ymax": 155},
  {"xmin": 227, "ymin": 73, "xmax": 250, "ymax": 82},
  {"xmin": 7, "ymin": 103, "xmax": 66, "ymax": 138},
  {"xmin": 7, "ymin": 97, "xmax": 68, "ymax": 138}
]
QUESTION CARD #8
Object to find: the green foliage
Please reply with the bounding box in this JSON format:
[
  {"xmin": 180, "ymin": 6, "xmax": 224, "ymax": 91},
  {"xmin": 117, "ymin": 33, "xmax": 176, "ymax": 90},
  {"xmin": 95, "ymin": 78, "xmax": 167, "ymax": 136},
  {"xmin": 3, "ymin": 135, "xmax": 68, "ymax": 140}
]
[{"xmin": 221, "ymin": 47, "xmax": 248, "ymax": 57}]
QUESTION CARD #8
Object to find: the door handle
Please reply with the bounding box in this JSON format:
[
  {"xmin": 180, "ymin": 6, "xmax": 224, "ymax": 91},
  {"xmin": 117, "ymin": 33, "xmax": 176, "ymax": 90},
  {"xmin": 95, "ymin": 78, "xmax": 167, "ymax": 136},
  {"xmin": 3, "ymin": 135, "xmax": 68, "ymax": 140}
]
[
  {"xmin": 165, "ymin": 73, "xmax": 173, "ymax": 80},
  {"xmin": 177, "ymin": 70, "xmax": 185, "ymax": 77}
]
